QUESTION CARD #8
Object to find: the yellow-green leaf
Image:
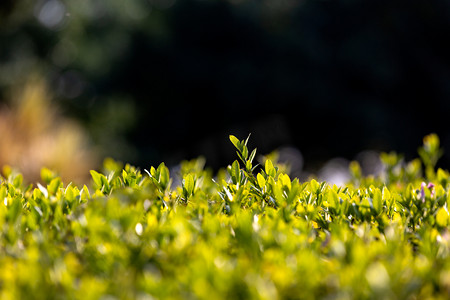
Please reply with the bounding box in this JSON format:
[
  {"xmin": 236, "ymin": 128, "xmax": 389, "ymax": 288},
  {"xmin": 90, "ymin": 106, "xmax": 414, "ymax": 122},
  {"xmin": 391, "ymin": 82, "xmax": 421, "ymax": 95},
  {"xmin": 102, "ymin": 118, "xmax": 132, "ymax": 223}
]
[
  {"xmin": 279, "ymin": 174, "xmax": 291, "ymax": 190},
  {"xmin": 265, "ymin": 159, "xmax": 275, "ymax": 177},
  {"xmin": 229, "ymin": 135, "xmax": 241, "ymax": 151},
  {"xmin": 436, "ymin": 208, "xmax": 449, "ymax": 227},
  {"xmin": 373, "ymin": 188, "xmax": 382, "ymax": 215},
  {"xmin": 257, "ymin": 173, "xmax": 266, "ymax": 189},
  {"xmin": 328, "ymin": 189, "xmax": 339, "ymax": 210},
  {"xmin": 183, "ymin": 174, "xmax": 195, "ymax": 196}
]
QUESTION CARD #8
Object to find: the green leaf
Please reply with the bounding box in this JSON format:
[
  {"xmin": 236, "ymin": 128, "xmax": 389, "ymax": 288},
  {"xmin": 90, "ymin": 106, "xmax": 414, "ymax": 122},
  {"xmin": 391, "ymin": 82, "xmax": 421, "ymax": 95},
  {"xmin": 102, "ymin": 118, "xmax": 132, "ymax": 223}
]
[
  {"xmin": 48, "ymin": 177, "xmax": 62, "ymax": 195},
  {"xmin": 231, "ymin": 160, "xmax": 240, "ymax": 184},
  {"xmin": 382, "ymin": 187, "xmax": 391, "ymax": 202},
  {"xmin": 100, "ymin": 173, "xmax": 109, "ymax": 187},
  {"xmin": 310, "ymin": 179, "xmax": 319, "ymax": 193},
  {"xmin": 249, "ymin": 148, "xmax": 257, "ymax": 164},
  {"xmin": 279, "ymin": 174, "xmax": 291, "ymax": 190},
  {"xmin": 242, "ymin": 145, "xmax": 248, "ymax": 160},
  {"xmin": 405, "ymin": 183, "xmax": 413, "ymax": 201},
  {"xmin": 7, "ymin": 195, "xmax": 22, "ymax": 224},
  {"xmin": 183, "ymin": 174, "xmax": 195, "ymax": 197},
  {"xmin": 286, "ymin": 179, "xmax": 299, "ymax": 204},
  {"xmin": 65, "ymin": 185, "xmax": 76, "ymax": 203},
  {"xmin": 12, "ymin": 174, "xmax": 23, "ymax": 189},
  {"xmin": 150, "ymin": 166, "xmax": 156, "ymax": 177},
  {"xmin": 372, "ymin": 188, "xmax": 382, "ymax": 215},
  {"xmin": 244, "ymin": 133, "xmax": 251, "ymax": 147},
  {"xmin": 40, "ymin": 167, "xmax": 56, "ymax": 185},
  {"xmin": 436, "ymin": 207, "xmax": 449, "ymax": 227},
  {"xmin": 328, "ymin": 189, "xmax": 339, "ymax": 210},
  {"xmin": 257, "ymin": 173, "xmax": 266, "ymax": 189},
  {"xmin": 224, "ymin": 187, "xmax": 233, "ymax": 202},
  {"xmin": 37, "ymin": 183, "xmax": 49, "ymax": 198},
  {"xmin": 269, "ymin": 177, "xmax": 283, "ymax": 202},
  {"xmin": 265, "ymin": 159, "xmax": 275, "ymax": 177},
  {"xmin": 90, "ymin": 170, "xmax": 103, "ymax": 188},
  {"xmin": 81, "ymin": 185, "xmax": 91, "ymax": 201},
  {"xmin": 245, "ymin": 160, "xmax": 252, "ymax": 172},
  {"xmin": 158, "ymin": 163, "xmax": 170, "ymax": 190},
  {"xmin": 229, "ymin": 135, "xmax": 241, "ymax": 151}
]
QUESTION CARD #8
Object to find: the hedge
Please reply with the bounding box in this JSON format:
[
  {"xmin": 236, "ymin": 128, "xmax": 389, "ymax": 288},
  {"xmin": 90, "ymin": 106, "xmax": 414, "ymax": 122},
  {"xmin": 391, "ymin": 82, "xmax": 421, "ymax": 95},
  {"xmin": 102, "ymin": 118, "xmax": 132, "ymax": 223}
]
[{"xmin": 0, "ymin": 134, "xmax": 450, "ymax": 299}]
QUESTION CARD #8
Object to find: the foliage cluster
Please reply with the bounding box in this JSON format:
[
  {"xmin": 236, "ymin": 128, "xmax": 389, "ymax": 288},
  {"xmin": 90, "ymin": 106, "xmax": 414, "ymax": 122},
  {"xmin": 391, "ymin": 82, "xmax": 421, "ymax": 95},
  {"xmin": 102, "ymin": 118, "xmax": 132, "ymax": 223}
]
[{"xmin": 1, "ymin": 134, "xmax": 450, "ymax": 299}]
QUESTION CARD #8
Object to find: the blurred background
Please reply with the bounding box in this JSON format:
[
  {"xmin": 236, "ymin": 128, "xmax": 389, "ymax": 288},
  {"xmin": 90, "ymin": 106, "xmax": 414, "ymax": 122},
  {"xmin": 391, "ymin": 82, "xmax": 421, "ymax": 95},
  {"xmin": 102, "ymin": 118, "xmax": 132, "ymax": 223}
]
[{"xmin": 1, "ymin": 0, "xmax": 450, "ymax": 183}]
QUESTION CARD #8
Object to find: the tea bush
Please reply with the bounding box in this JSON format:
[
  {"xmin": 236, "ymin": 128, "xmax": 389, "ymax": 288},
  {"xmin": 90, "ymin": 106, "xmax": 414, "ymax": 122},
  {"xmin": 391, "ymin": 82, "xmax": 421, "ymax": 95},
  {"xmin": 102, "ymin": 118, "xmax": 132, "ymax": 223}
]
[{"xmin": 1, "ymin": 134, "xmax": 450, "ymax": 299}]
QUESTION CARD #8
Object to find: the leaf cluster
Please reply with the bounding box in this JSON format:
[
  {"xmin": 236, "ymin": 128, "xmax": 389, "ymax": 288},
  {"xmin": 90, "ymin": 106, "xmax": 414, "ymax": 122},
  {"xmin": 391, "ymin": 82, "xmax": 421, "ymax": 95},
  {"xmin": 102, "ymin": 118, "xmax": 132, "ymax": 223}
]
[{"xmin": 0, "ymin": 134, "xmax": 450, "ymax": 299}]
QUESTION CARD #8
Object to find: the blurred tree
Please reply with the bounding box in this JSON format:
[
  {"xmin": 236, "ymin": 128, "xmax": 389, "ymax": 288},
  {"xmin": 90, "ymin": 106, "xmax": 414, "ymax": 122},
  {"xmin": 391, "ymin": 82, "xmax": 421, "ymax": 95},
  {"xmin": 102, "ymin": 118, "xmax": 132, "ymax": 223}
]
[
  {"xmin": 0, "ymin": 78, "xmax": 97, "ymax": 183},
  {"xmin": 1, "ymin": 0, "xmax": 450, "ymax": 171}
]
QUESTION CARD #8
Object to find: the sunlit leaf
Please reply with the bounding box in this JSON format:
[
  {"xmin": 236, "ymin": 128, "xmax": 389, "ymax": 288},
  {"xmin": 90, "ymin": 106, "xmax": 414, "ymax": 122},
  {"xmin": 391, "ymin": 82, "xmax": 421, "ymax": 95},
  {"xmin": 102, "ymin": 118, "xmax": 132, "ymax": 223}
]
[
  {"xmin": 436, "ymin": 208, "xmax": 449, "ymax": 227},
  {"xmin": 229, "ymin": 135, "xmax": 241, "ymax": 151},
  {"xmin": 183, "ymin": 174, "xmax": 195, "ymax": 197},
  {"xmin": 372, "ymin": 188, "xmax": 382, "ymax": 215},
  {"xmin": 257, "ymin": 173, "xmax": 266, "ymax": 189}
]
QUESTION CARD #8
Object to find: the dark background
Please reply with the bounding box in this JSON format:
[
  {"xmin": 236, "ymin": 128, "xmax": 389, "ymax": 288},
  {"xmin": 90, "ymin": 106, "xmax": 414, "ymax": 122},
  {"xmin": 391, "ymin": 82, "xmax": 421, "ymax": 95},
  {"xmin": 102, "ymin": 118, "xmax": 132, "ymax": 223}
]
[{"xmin": 1, "ymin": 0, "xmax": 450, "ymax": 173}]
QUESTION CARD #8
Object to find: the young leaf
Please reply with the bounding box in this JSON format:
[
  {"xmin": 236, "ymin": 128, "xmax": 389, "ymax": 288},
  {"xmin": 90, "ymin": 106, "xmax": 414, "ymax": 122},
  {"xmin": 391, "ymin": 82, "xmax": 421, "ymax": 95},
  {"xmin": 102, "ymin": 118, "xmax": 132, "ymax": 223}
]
[
  {"xmin": 286, "ymin": 179, "xmax": 300, "ymax": 205},
  {"xmin": 244, "ymin": 133, "xmax": 251, "ymax": 147},
  {"xmin": 249, "ymin": 148, "xmax": 257, "ymax": 164},
  {"xmin": 65, "ymin": 185, "xmax": 76, "ymax": 203},
  {"xmin": 279, "ymin": 174, "xmax": 291, "ymax": 190},
  {"xmin": 265, "ymin": 159, "xmax": 275, "ymax": 177},
  {"xmin": 160, "ymin": 166, "xmax": 170, "ymax": 189},
  {"xmin": 37, "ymin": 183, "xmax": 49, "ymax": 198},
  {"xmin": 150, "ymin": 166, "xmax": 157, "ymax": 177},
  {"xmin": 372, "ymin": 188, "xmax": 382, "ymax": 215},
  {"xmin": 328, "ymin": 189, "xmax": 339, "ymax": 210},
  {"xmin": 48, "ymin": 177, "xmax": 62, "ymax": 195},
  {"xmin": 158, "ymin": 163, "xmax": 170, "ymax": 190},
  {"xmin": 183, "ymin": 174, "xmax": 195, "ymax": 197},
  {"xmin": 231, "ymin": 160, "xmax": 240, "ymax": 184},
  {"xmin": 90, "ymin": 170, "xmax": 103, "ymax": 188},
  {"xmin": 310, "ymin": 179, "xmax": 320, "ymax": 193},
  {"xmin": 81, "ymin": 185, "xmax": 91, "ymax": 200},
  {"xmin": 382, "ymin": 187, "xmax": 391, "ymax": 202},
  {"xmin": 224, "ymin": 187, "xmax": 234, "ymax": 202},
  {"xmin": 242, "ymin": 145, "xmax": 248, "ymax": 160},
  {"xmin": 257, "ymin": 173, "xmax": 266, "ymax": 189},
  {"xmin": 229, "ymin": 135, "xmax": 241, "ymax": 151}
]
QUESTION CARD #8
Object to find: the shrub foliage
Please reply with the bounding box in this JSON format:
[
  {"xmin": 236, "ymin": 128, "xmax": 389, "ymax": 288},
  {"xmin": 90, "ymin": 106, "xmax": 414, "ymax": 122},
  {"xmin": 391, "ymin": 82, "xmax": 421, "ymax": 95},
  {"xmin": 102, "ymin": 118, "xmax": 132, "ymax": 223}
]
[{"xmin": 1, "ymin": 134, "xmax": 450, "ymax": 299}]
